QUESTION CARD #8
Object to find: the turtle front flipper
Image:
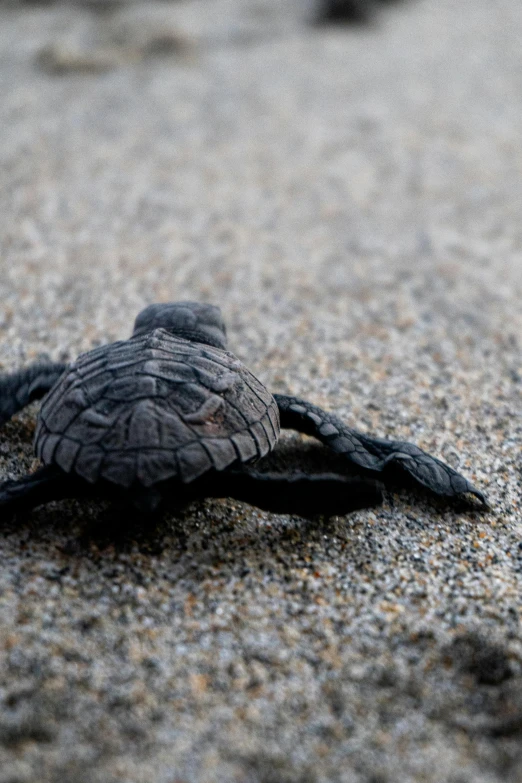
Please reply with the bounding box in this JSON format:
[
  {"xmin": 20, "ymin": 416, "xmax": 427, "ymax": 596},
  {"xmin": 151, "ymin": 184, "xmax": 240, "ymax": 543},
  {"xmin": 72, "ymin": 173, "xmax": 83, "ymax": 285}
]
[
  {"xmin": 274, "ymin": 394, "xmax": 487, "ymax": 506},
  {"xmin": 0, "ymin": 363, "xmax": 68, "ymax": 427},
  {"xmin": 0, "ymin": 465, "xmax": 84, "ymax": 516},
  {"xmin": 196, "ymin": 469, "xmax": 382, "ymax": 518}
]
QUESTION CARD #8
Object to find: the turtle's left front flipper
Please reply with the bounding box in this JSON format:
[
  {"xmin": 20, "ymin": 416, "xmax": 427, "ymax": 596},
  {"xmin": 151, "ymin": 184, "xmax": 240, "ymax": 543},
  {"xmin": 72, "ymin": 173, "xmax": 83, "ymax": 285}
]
[
  {"xmin": 0, "ymin": 363, "xmax": 68, "ymax": 427},
  {"xmin": 275, "ymin": 394, "xmax": 487, "ymax": 505}
]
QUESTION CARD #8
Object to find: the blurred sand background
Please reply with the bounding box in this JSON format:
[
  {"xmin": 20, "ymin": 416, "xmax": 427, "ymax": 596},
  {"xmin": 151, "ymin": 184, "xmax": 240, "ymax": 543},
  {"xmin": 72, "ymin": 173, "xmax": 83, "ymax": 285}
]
[{"xmin": 0, "ymin": 1, "xmax": 521, "ymax": 781}]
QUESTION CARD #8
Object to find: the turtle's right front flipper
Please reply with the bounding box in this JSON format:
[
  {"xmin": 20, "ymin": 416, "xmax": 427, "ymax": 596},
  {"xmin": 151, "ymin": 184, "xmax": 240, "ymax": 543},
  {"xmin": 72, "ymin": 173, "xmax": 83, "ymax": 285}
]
[
  {"xmin": 0, "ymin": 363, "xmax": 68, "ymax": 427},
  {"xmin": 275, "ymin": 394, "xmax": 487, "ymax": 506}
]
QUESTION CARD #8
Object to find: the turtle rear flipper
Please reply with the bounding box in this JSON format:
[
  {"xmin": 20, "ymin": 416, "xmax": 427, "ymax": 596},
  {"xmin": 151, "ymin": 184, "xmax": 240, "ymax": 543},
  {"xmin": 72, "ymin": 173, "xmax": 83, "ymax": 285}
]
[
  {"xmin": 0, "ymin": 465, "xmax": 83, "ymax": 516},
  {"xmin": 195, "ymin": 469, "xmax": 383, "ymax": 518}
]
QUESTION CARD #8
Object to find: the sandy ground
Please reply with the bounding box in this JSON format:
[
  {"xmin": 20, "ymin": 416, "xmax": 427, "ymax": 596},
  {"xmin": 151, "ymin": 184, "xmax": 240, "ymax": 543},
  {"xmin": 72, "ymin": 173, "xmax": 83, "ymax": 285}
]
[{"xmin": 0, "ymin": 1, "xmax": 521, "ymax": 781}]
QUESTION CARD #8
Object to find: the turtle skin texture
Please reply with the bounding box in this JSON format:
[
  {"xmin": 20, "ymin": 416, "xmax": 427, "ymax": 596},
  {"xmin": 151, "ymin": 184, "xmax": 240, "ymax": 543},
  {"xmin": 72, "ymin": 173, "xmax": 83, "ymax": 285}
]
[{"xmin": 35, "ymin": 329, "xmax": 279, "ymax": 489}]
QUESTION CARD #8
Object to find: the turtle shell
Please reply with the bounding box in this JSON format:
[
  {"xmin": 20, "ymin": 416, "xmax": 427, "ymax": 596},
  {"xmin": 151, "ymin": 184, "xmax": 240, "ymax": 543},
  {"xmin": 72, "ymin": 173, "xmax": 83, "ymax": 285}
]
[{"xmin": 35, "ymin": 329, "xmax": 280, "ymax": 488}]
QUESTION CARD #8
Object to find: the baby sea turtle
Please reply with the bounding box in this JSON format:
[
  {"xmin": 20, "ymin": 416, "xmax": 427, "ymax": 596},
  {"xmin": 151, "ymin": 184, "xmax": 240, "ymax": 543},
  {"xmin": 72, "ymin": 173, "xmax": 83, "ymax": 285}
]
[
  {"xmin": 0, "ymin": 302, "xmax": 486, "ymax": 518},
  {"xmin": 315, "ymin": 0, "xmax": 406, "ymax": 25}
]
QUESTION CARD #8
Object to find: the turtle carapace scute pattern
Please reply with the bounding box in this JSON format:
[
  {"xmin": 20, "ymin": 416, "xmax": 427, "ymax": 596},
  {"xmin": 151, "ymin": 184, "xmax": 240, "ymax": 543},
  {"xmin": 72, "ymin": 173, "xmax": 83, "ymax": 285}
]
[
  {"xmin": 35, "ymin": 329, "xmax": 279, "ymax": 488},
  {"xmin": 0, "ymin": 301, "xmax": 487, "ymax": 519}
]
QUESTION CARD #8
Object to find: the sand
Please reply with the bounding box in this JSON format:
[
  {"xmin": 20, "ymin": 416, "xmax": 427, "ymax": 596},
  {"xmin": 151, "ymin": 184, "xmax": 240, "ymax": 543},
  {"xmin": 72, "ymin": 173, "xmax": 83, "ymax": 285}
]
[{"xmin": 0, "ymin": 0, "xmax": 521, "ymax": 781}]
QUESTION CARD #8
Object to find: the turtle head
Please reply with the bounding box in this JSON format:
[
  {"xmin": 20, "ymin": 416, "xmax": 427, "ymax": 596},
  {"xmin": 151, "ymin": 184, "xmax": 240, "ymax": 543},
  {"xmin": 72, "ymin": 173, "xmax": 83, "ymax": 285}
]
[{"xmin": 132, "ymin": 302, "xmax": 227, "ymax": 349}]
